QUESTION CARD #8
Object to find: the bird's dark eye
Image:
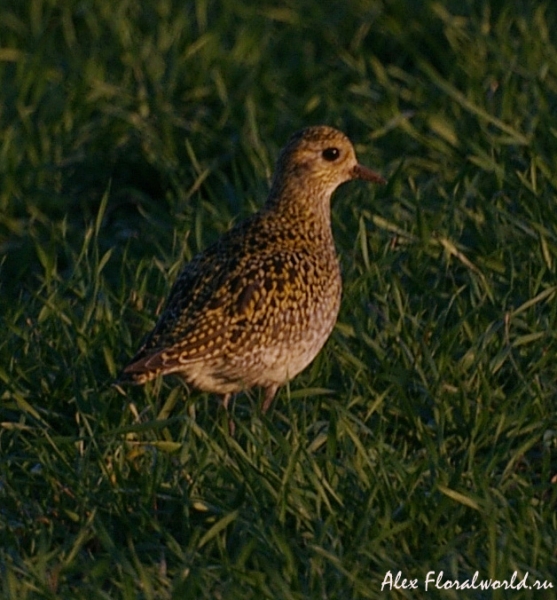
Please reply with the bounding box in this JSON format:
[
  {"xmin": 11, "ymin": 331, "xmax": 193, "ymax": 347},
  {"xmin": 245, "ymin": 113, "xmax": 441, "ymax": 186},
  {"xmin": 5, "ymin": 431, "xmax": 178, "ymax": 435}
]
[{"xmin": 322, "ymin": 147, "xmax": 340, "ymax": 161}]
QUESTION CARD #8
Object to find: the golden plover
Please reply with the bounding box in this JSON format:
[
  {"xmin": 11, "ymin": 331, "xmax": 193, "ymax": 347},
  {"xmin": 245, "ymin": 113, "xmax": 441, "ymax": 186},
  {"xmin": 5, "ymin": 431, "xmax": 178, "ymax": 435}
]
[{"xmin": 120, "ymin": 125, "xmax": 386, "ymax": 423}]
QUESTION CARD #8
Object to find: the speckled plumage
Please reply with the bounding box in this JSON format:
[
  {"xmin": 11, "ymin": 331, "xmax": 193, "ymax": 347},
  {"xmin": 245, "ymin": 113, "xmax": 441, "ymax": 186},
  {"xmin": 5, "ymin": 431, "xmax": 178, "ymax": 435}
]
[{"xmin": 120, "ymin": 126, "xmax": 385, "ymax": 416}]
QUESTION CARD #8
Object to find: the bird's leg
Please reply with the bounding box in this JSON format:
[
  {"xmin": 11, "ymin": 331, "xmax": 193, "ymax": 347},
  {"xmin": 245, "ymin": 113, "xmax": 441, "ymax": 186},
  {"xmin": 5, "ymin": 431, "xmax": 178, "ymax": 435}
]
[
  {"xmin": 221, "ymin": 393, "xmax": 235, "ymax": 436},
  {"xmin": 262, "ymin": 384, "xmax": 279, "ymax": 414}
]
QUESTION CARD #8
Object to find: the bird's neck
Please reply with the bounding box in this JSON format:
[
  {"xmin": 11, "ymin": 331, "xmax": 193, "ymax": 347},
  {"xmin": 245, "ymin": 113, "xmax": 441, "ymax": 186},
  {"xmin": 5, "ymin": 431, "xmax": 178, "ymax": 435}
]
[{"xmin": 264, "ymin": 177, "xmax": 334, "ymax": 234}]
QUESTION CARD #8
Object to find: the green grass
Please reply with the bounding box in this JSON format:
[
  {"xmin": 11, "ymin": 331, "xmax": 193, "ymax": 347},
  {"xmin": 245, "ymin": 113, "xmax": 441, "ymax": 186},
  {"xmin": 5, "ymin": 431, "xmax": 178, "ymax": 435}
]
[{"xmin": 1, "ymin": 0, "xmax": 557, "ymax": 598}]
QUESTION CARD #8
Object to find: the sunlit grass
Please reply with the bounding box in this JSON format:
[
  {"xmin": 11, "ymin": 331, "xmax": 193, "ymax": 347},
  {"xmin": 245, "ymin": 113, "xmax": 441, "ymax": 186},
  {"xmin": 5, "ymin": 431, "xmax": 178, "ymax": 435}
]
[{"xmin": 1, "ymin": 0, "xmax": 556, "ymax": 598}]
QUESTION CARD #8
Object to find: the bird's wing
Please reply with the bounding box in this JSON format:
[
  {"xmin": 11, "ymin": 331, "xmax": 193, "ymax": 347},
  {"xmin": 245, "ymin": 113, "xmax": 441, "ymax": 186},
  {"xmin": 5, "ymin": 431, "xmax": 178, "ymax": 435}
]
[
  {"xmin": 122, "ymin": 248, "xmax": 230, "ymax": 372},
  {"xmin": 121, "ymin": 218, "xmax": 264, "ymax": 378}
]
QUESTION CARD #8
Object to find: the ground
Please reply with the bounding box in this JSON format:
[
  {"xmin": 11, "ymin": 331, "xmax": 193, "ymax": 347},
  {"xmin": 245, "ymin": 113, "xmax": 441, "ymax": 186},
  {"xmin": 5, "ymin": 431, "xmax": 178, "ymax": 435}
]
[{"xmin": 1, "ymin": 1, "xmax": 556, "ymax": 598}]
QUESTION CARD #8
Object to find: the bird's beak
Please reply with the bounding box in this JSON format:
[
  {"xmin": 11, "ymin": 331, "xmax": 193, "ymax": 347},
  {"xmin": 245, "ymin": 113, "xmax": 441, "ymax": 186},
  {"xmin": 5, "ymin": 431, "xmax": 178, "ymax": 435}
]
[{"xmin": 351, "ymin": 164, "xmax": 387, "ymax": 185}]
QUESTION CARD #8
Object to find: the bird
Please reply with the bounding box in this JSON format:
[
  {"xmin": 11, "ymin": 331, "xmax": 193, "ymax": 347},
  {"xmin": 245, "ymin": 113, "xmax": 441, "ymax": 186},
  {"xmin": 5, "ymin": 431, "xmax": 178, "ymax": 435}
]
[{"xmin": 119, "ymin": 125, "xmax": 386, "ymax": 429}]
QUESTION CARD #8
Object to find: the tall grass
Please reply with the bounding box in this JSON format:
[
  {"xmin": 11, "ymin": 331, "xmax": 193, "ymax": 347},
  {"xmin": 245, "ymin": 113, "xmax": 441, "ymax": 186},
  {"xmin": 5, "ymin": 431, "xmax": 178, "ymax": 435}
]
[{"xmin": 1, "ymin": 0, "xmax": 556, "ymax": 598}]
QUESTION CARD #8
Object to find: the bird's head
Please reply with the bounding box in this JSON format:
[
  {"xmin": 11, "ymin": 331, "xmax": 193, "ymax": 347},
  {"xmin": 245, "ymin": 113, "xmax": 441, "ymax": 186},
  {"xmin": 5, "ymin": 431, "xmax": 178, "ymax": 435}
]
[{"xmin": 268, "ymin": 125, "xmax": 386, "ymax": 215}]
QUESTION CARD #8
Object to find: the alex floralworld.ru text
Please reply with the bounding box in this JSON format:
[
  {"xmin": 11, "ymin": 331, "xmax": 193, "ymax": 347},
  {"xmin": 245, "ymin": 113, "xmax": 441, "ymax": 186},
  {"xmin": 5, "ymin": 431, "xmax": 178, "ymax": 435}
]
[{"xmin": 381, "ymin": 570, "xmax": 553, "ymax": 592}]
